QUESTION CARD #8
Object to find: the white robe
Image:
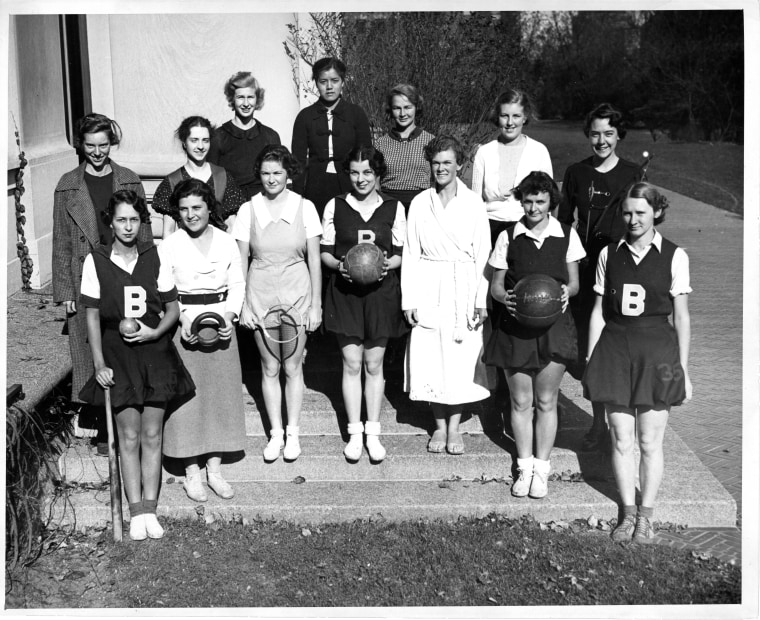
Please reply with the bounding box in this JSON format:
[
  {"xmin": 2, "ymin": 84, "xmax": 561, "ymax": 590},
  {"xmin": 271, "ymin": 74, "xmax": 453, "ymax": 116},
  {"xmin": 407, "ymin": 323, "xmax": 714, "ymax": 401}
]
[{"xmin": 401, "ymin": 180, "xmax": 494, "ymax": 404}]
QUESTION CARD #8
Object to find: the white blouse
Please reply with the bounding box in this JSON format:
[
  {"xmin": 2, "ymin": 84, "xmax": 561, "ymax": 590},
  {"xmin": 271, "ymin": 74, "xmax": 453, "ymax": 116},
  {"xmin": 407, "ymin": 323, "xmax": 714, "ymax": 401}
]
[{"xmin": 157, "ymin": 226, "xmax": 245, "ymax": 321}]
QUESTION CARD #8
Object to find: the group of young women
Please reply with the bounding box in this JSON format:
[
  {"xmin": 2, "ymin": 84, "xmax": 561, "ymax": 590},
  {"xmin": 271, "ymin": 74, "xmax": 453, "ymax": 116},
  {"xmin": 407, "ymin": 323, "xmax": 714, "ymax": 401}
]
[{"xmin": 52, "ymin": 56, "xmax": 692, "ymax": 546}]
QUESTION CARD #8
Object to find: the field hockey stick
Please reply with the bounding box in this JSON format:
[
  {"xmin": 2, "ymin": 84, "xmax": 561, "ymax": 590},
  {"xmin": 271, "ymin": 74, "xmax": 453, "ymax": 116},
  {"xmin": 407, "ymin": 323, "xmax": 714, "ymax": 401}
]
[
  {"xmin": 104, "ymin": 388, "xmax": 123, "ymax": 542},
  {"xmin": 585, "ymin": 150, "xmax": 655, "ymax": 247}
]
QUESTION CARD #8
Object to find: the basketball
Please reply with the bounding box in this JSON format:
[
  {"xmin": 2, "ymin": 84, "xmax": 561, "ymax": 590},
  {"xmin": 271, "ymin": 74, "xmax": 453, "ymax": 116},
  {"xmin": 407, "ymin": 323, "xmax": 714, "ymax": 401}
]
[
  {"xmin": 344, "ymin": 243, "xmax": 385, "ymax": 286},
  {"xmin": 119, "ymin": 318, "xmax": 141, "ymax": 336},
  {"xmin": 513, "ymin": 274, "xmax": 563, "ymax": 329}
]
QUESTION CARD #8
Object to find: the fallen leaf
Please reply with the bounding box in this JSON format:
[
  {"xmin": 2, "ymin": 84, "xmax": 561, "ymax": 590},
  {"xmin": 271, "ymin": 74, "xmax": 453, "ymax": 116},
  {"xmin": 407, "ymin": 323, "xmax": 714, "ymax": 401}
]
[
  {"xmin": 302, "ymin": 528, "xmax": 312, "ymax": 537},
  {"xmin": 166, "ymin": 477, "xmax": 175, "ymax": 484},
  {"xmin": 192, "ymin": 551, "xmax": 201, "ymax": 558},
  {"xmin": 293, "ymin": 476, "xmax": 306, "ymax": 484}
]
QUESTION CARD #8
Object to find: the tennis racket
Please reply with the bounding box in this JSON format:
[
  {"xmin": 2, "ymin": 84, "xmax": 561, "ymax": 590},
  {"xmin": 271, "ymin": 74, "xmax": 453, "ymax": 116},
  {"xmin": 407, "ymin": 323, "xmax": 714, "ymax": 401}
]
[
  {"xmin": 256, "ymin": 303, "xmax": 305, "ymax": 363},
  {"xmin": 104, "ymin": 388, "xmax": 123, "ymax": 542}
]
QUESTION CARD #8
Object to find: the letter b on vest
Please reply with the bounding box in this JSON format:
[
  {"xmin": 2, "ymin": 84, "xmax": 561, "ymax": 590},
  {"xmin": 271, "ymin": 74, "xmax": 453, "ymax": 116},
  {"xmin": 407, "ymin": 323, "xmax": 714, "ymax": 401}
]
[
  {"xmin": 124, "ymin": 286, "xmax": 147, "ymax": 318},
  {"xmin": 621, "ymin": 284, "xmax": 645, "ymax": 316},
  {"xmin": 357, "ymin": 229, "xmax": 376, "ymax": 244}
]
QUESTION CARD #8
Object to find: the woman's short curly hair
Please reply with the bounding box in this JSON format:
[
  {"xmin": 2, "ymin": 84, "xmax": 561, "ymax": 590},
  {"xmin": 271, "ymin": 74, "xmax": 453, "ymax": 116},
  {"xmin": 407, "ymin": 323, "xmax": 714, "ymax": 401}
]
[
  {"xmin": 513, "ymin": 171, "xmax": 562, "ymax": 210},
  {"xmin": 342, "ymin": 145, "xmax": 387, "ymax": 178},
  {"xmin": 103, "ymin": 190, "xmax": 151, "ymax": 226},
  {"xmin": 583, "ymin": 103, "xmax": 628, "ymax": 139},
  {"xmin": 488, "ymin": 89, "xmax": 536, "ymax": 127},
  {"xmin": 624, "ymin": 182, "xmax": 670, "ymax": 225},
  {"xmin": 424, "ymin": 135, "xmax": 465, "ymax": 165},
  {"xmin": 223, "ymin": 71, "xmax": 265, "ymax": 111},
  {"xmin": 169, "ymin": 178, "xmax": 228, "ymax": 231},
  {"xmin": 254, "ymin": 145, "xmax": 302, "ymax": 179},
  {"xmin": 74, "ymin": 113, "xmax": 122, "ymax": 149}
]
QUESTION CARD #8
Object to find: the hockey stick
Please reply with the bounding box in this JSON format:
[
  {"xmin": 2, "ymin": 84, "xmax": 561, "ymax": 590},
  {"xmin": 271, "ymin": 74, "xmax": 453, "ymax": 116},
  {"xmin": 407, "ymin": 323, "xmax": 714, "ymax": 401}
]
[{"xmin": 104, "ymin": 388, "xmax": 123, "ymax": 542}]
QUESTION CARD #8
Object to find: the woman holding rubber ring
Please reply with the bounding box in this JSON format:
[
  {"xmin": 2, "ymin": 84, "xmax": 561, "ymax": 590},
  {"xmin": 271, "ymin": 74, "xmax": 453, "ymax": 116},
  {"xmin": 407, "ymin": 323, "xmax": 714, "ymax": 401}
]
[{"xmin": 158, "ymin": 178, "xmax": 246, "ymax": 503}]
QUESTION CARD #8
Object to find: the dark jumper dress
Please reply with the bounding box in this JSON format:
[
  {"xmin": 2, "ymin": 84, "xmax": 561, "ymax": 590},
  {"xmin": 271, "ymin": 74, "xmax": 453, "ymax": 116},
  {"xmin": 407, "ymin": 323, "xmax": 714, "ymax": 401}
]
[
  {"xmin": 484, "ymin": 224, "xmax": 578, "ymax": 371},
  {"xmin": 322, "ymin": 194, "xmax": 408, "ymax": 340},
  {"xmin": 78, "ymin": 242, "xmax": 195, "ymax": 409}
]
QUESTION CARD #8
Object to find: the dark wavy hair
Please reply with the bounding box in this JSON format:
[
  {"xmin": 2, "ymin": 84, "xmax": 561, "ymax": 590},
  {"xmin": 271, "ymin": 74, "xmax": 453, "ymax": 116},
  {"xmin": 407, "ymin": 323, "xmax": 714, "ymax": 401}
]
[
  {"xmin": 624, "ymin": 182, "xmax": 670, "ymax": 225},
  {"xmin": 254, "ymin": 144, "xmax": 301, "ymax": 179},
  {"xmin": 103, "ymin": 190, "xmax": 151, "ymax": 226},
  {"xmin": 583, "ymin": 103, "xmax": 628, "ymax": 139},
  {"xmin": 74, "ymin": 113, "xmax": 122, "ymax": 149},
  {"xmin": 488, "ymin": 88, "xmax": 536, "ymax": 127},
  {"xmin": 312, "ymin": 57, "xmax": 346, "ymax": 81},
  {"xmin": 223, "ymin": 71, "xmax": 266, "ymax": 110},
  {"xmin": 175, "ymin": 116, "xmax": 214, "ymax": 144},
  {"xmin": 342, "ymin": 145, "xmax": 387, "ymax": 178},
  {"xmin": 385, "ymin": 83, "xmax": 424, "ymax": 121},
  {"xmin": 513, "ymin": 171, "xmax": 562, "ymax": 210},
  {"xmin": 424, "ymin": 135, "xmax": 465, "ymax": 165},
  {"xmin": 169, "ymin": 178, "xmax": 227, "ymax": 231}
]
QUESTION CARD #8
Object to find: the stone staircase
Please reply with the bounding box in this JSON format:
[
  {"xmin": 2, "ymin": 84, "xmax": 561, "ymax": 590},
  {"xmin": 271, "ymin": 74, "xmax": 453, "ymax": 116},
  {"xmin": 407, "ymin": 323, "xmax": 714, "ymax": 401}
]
[{"xmin": 54, "ymin": 332, "xmax": 736, "ymax": 528}]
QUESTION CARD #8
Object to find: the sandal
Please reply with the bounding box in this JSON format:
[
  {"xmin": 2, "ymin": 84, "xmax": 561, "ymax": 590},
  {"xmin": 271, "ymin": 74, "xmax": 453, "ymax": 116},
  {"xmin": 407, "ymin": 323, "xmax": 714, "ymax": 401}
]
[
  {"xmin": 446, "ymin": 430, "xmax": 464, "ymax": 455},
  {"xmin": 427, "ymin": 429, "xmax": 446, "ymax": 453}
]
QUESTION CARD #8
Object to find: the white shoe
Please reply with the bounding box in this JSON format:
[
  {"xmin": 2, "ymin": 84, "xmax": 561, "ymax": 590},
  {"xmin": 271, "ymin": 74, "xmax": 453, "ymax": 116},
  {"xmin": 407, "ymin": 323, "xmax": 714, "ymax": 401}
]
[
  {"xmin": 529, "ymin": 459, "xmax": 551, "ymax": 499},
  {"xmin": 207, "ymin": 471, "xmax": 235, "ymax": 499},
  {"xmin": 283, "ymin": 425, "xmax": 301, "ymax": 461},
  {"xmin": 263, "ymin": 429, "xmax": 285, "ymax": 462},
  {"xmin": 144, "ymin": 513, "xmax": 164, "ymax": 539},
  {"xmin": 129, "ymin": 514, "xmax": 147, "ymax": 541},
  {"xmin": 364, "ymin": 421, "xmax": 386, "ymax": 462},
  {"xmin": 183, "ymin": 473, "xmax": 208, "ymax": 502},
  {"xmin": 511, "ymin": 456, "xmax": 534, "ymax": 497},
  {"xmin": 344, "ymin": 422, "xmax": 364, "ymax": 462}
]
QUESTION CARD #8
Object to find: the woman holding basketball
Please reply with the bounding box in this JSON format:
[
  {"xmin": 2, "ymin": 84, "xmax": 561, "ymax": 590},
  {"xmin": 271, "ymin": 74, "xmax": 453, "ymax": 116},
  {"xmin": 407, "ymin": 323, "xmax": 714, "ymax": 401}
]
[
  {"xmin": 152, "ymin": 116, "xmax": 246, "ymax": 238},
  {"xmin": 291, "ymin": 57, "xmax": 372, "ymax": 217},
  {"xmin": 79, "ymin": 191, "xmax": 194, "ymax": 540},
  {"xmin": 484, "ymin": 171, "xmax": 584, "ymax": 498},
  {"xmin": 321, "ymin": 145, "xmax": 407, "ymax": 462},
  {"xmin": 557, "ymin": 103, "xmax": 643, "ymax": 451},
  {"xmin": 402, "ymin": 135, "xmax": 493, "ymax": 456},
  {"xmin": 158, "ymin": 179, "xmax": 246, "ymax": 502},
  {"xmin": 233, "ymin": 145, "xmax": 323, "ymax": 462},
  {"xmin": 583, "ymin": 183, "xmax": 691, "ymax": 544}
]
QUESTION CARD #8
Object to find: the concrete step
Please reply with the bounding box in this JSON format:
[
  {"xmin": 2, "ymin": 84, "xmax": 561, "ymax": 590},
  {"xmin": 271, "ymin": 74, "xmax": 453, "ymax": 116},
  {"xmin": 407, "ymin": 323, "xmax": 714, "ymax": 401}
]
[
  {"xmin": 53, "ymin": 337, "xmax": 736, "ymax": 529},
  {"xmin": 60, "ymin": 430, "xmax": 611, "ymax": 483},
  {"xmin": 55, "ymin": 424, "xmax": 736, "ymax": 528},
  {"xmin": 56, "ymin": 471, "xmax": 734, "ymax": 529}
]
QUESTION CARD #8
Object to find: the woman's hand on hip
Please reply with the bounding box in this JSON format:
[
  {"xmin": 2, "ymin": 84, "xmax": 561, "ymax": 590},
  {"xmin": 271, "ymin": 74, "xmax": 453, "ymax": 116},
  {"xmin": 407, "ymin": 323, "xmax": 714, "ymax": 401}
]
[
  {"xmin": 64, "ymin": 300, "xmax": 76, "ymax": 314},
  {"xmin": 404, "ymin": 309, "xmax": 418, "ymax": 327}
]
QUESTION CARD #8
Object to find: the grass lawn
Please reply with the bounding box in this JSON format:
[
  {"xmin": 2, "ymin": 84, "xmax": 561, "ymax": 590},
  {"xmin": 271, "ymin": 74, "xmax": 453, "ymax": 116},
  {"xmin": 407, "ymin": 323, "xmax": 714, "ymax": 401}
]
[
  {"xmin": 7, "ymin": 515, "xmax": 740, "ymax": 608},
  {"xmin": 528, "ymin": 121, "xmax": 744, "ymax": 215}
]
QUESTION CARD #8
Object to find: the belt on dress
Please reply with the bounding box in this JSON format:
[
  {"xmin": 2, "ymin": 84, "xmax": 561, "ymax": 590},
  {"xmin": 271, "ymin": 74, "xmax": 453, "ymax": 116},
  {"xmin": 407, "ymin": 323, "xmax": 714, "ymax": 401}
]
[{"xmin": 178, "ymin": 291, "xmax": 228, "ymax": 305}]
